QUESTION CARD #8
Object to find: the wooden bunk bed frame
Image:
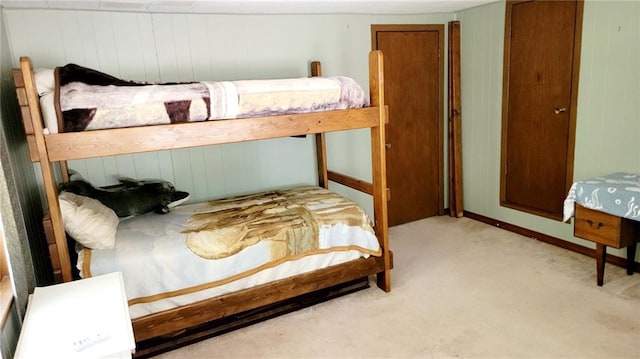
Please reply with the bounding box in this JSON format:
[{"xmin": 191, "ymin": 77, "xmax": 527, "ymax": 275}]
[{"xmin": 13, "ymin": 50, "xmax": 391, "ymax": 356}]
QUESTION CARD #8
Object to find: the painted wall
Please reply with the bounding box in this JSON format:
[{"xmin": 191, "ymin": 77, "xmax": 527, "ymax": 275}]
[
  {"xmin": 457, "ymin": 0, "xmax": 640, "ymax": 259},
  {"xmin": 3, "ymin": 10, "xmax": 453, "ymax": 218}
]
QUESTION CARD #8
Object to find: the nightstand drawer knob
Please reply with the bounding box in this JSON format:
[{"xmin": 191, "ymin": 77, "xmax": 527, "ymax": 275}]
[{"xmin": 587, "ymin": 219, "xmax": 604, "ymax": 229}]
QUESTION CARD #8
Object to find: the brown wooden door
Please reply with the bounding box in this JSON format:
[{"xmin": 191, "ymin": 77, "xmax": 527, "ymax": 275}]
[
  {"xmin": 372, "ymin": 25, "xmax": 444, "ymax": 226},
  {"xmin": 501, "ymin": 0, "xmax": 583, "ymax": 220}
]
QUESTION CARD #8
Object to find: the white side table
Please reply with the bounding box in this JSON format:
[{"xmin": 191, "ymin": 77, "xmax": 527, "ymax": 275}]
[{"xmin": 15, "ymin": 272, "xmax": 135, "ymax": 358}]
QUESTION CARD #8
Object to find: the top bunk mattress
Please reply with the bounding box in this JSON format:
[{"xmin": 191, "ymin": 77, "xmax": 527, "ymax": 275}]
[{"xmin": 34, "ymin": 64, "xmax": 368, "ymax": 133}]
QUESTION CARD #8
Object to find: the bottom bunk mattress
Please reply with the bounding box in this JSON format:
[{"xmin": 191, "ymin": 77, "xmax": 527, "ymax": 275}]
[{"xmin": 76, "ymin": 186, "xmax": 381, "ymax": 319}]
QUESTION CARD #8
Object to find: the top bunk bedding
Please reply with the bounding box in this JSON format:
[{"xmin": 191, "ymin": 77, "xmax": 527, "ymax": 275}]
[{"xmin": 34, "ymin": 63, "xmax": 368, "ymax": 133}]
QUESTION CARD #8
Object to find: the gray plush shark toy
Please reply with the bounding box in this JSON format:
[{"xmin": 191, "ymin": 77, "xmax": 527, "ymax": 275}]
[{"xmin": 60, "ymin": 176, "xmax": 190, "ymax": 217}]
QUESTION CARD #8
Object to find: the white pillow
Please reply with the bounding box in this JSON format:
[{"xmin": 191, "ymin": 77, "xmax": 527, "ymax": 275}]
[
  {"xmin": 34, "ymin": 68, "xmax": 55, "ymax": 96},
  {"xmin": 58, "ymin": 192, "xmax": 119, "ymax": 249},
  {"xmin": 39, "ymin": 92, "xmax": 58, "ymax": 134}
]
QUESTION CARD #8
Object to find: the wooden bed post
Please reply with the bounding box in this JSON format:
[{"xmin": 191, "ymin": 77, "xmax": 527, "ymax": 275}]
[
  {"xmin": 369, "ymin": 50, "xmax": 390, "ymax": 292},
  {"xmin": 448, "ymin": 21, "xmax": 464, "ymax": 218},
  {"xmin": 311, "ymin": 61, "xmax": 329, "ymax": 189},
  {"xmin": 19, "ymin": 57, "xmax": 73, "ymax": 282}
]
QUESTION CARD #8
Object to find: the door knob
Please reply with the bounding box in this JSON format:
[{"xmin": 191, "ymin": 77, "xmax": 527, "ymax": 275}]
[
  {"xmin": 554, "ymin": 107, "xmax": 567, "ymax": 114},
  {"xmin": 385, "ymin": 143, "xmax": 391, "ymax": 149}
]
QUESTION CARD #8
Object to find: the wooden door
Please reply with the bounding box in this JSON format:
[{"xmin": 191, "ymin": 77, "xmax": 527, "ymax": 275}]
[
  {"xmin": 372, "ymin": 25, "xmax": 444, "ymax": 226},
  {"xmin": 501, "ymin": 0, "xmax": 583, "ymax": 220}
]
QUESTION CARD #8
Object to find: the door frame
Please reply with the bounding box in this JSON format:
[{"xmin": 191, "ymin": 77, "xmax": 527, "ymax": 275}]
[
  {"xmin": 371, "ymin": 24, "xmax": 445, "ymax": 217},
  {"xmin": 499, "ymin": 0, "xmax": 584, "ymax": 220}
]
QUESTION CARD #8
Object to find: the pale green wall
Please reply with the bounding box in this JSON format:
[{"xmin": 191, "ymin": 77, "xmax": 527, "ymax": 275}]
[{"xmin": 457, "ymin": 0, "xmax": 640, "ymax": 259}]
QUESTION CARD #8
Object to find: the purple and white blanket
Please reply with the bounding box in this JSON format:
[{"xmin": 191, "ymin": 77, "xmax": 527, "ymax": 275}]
[{"xmin": 54, "ymin": 64, "xmax": 368, "ymax": 132}]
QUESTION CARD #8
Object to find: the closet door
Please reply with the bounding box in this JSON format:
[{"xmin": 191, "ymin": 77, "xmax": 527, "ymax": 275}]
[
  {"xmin": 500, "ymin": 0, "xmax": 583, "ymax": 220},
  {"xmin": 372, "ymin": 25, "xmax": 444, "ymax": 226}
]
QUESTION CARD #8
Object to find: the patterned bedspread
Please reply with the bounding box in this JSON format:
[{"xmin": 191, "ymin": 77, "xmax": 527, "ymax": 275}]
[
  {"xmin": 184, "ymin": 186, "xmax": 375, "ymax": 260},
  {"xmin": 55, "ymin": 63, "xmax": 368, "ymax": 132},
  {"xmin": 563, "ymin": 172, "xmax": 640, "ymax": 222},
  {"xmin": 79, "ymin": 186, "xmax": 381, "ymax": 318}
]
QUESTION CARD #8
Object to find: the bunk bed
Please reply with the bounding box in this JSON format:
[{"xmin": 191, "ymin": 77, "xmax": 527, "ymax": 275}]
[{"xmin": 13, "ymin": 50, "xmax": 391, "ymax": 357}]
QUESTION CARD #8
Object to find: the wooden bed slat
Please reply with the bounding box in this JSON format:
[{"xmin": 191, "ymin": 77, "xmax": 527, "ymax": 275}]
[
  {"xmin": 40, "ymin": 214, "xmax": 67, "ymax": 283},
  {"xmin": 42, "ymin": 214, "xmax": 55, "ymax": 245},
  {"xmin": 133, "ymin": 255, "xmax": 386, "ymax": 342},
  {"xmin": 12, "ymin": 69, "xmax": 24, "ymax": 87},
  {"xmin": 15, "ymin": 88, "xmax": 28, "ymax": 108},
  {"xmin": 19, "ymin": 106, "xmax": 34, "ymax": 135},
  {"xmin": 42, "ymin": 214, "xmax": 64, "ymax": 283},
  {"xmin": 26, "ymin": 136, "xmax": 39, "ymax": 162},
  {"xmin": 328, "ymin": 170, "xmax": 374, "ymax": 195},
  {"xmin": 13, "ymin": 70, "xmax": 35, "ymax": 135},
  {"xmin": 44, "ymin": 108, "xmax": 380, "ymax": 162},
  {"xmin": 45, "ymin": 237, "xmax": 63, "ymax": 283},
  {"xmin": 14, "ymin": 68, "xmax": 38, "ymax": 162}
]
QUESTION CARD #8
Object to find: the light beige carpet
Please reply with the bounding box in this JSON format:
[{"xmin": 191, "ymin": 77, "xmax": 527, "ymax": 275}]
[{"xmin": 154, "ymin": 216, "xmax": 640, "ymax": 358}]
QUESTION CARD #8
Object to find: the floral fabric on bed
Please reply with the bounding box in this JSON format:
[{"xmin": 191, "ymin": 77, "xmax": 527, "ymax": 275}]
[{"xmin": 563, "ymin": 172, "xmax": 640, "ymax": 222}]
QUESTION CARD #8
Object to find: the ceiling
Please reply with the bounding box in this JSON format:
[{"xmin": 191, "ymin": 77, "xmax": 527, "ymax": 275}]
[{"xmin": 0, "ymin": 0, "xmax": 499, "ymax": 15}]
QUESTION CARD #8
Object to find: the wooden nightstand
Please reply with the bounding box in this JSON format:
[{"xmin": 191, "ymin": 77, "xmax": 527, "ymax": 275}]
[
  {"xmin": 15, "ymin": 272, "xmax": 135, "ymax": 358},
  {"xmin": 574, "ymin": 204, "xmax": 639, "ymax": 286}
]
